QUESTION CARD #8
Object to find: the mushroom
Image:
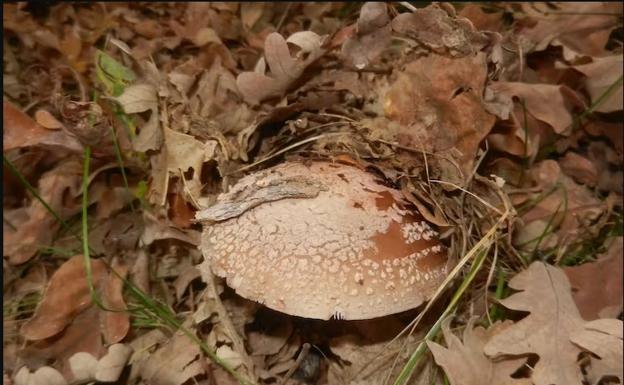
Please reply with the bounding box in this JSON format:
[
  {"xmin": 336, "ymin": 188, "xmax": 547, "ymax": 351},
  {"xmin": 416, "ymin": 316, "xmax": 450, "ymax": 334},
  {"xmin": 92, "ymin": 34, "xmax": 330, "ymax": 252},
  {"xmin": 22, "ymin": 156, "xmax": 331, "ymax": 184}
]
[{"xmin": 196, "ymin": 160, "xmax": 449, "ymax": 320}]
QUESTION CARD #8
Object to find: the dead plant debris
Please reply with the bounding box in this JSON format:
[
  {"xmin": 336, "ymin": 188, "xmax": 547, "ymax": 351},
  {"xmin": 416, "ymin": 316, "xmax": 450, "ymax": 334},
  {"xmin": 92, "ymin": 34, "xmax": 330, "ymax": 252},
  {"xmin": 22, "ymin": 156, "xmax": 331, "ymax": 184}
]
[{"xmin": 3, "ymin": 2, "xmax": 622, "ymax": 385}]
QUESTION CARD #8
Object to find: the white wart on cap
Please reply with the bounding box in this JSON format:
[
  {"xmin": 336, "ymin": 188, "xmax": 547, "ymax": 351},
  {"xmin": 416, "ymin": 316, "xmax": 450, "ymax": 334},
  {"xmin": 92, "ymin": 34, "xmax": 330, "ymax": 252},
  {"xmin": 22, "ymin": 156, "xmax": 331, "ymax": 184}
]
[{"xmin": 197, "ymin": 161, "xmax": 449, "ymax": 320}]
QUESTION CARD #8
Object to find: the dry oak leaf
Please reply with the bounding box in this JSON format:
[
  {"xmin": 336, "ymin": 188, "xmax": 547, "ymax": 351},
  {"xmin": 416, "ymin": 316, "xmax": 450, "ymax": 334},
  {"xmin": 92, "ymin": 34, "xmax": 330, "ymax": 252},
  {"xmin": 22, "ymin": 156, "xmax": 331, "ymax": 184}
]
[
  {"xmin": 384, "ymin": 52, "xmax": 495, "ymax": 186},
  {"xmin": 134, "ymin": 331, "xmax": 205, "ymax": 385},
  {"xmin": 487, "ymin": 82, "xmax": 574, "ymax": 135},
  {"xmin": 3, "ymin": 160, "xmax": 83, "ymax": 264},
  {"xmin": 484, "ymin": 261, "xmax": 586, "ymax": 385},
  {"xmin": 19, "ymin": 256, "xmax": 130, "ymax": 381},
  {"xmin": 427, "ymin": 317, "xmax": 531, "ymax": 385},
  {"xmin": 115, "ymin": 83, "xmax": 162, "ymax": 152},
  {"xmin": 559, "ymin": 151, "xmax": 599, "ymax": 187},
  {"xmin": 236, "ymin": 31, "xmax": 326, "ymax": 104},
  {"xmin": 514, "ymin": 160, "xmax": 606, "ymax": 252},
  {"xmin": 570, "ymin": 55, "xmax": 623, "ymax": 113},
  {"xmin": 341, "ymin": 2, "xmax": 392, "ymax": 69},
  {"xmin": 570, "ymin": 318, "xmax": 623, "ymax": 384},
  {"xmin": 564, "ymin": 237, "xmax": 623, "ymax": 321},
  {"xmin": 164, "ymin": 127, "xmax": 217, "ymax": 200},
  {"xmin": 518, "ymin": 2, "xmax": 622, "ymax": 57},
  {"xmin": 20, "ymin": 256, "xmax": 107, "ymax": 341},
  {"xmin": 391, "ymin": 3, "xmax": 490, "ymax": 56}
]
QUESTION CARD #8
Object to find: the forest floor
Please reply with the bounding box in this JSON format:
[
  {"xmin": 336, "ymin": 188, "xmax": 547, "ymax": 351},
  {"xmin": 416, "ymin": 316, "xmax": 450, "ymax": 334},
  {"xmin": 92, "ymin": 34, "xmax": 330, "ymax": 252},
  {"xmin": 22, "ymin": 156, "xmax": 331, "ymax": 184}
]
[{"xmin": 3, "ymin": 2, "xmax": 623, "ymax": 385}]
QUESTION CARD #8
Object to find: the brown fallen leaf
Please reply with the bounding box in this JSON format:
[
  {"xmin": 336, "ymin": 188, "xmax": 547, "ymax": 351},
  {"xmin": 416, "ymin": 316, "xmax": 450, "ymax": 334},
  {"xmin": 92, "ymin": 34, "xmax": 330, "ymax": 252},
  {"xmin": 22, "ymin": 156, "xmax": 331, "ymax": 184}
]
[
  {"xmin": 19, "ymin": 255, "xmax": 130, "ymax": 381},
  {"xmin": 391, "ymin": 3, "xmax": 490, "ymax": 56},
  {"xmin": 134, "ymin": 331, "xmax": 205, "ymax": 385},
  {"xmin": 164, "ymin": 127, "xmax": 217, "ymax": 200},
  {"xmin": 569, "ymin": 55, "xmax": 623, "ymax": 113},
  {"xmin": 21, "ymin": 306, "xmax": 106, "ymax": 380},
  {"xmin": 384, "ymin": 52, "xmax": 495, "ymax": 186},
  {"xmin": 564, "ymin": 237, "xmax": 623, "ymax": 320},
  {"xmin": 236, "ymin": 31, "xmax": 326, "ymax": 104},
  {"xmin": 34, "ymin": 109, "xmax": 63, "ymax": 130},
  {"xmin": 115, "ymin": 83, "xmax": 162, "ymax": 152},
  {"xmin": 559, "ymin": 151, "xmax": 599, "ymax": 187},
  {"xmin": 21, "ymin": 256, "xmax": 107, "ymax": 341},
  {"xmin": 513, "ymin": 160, "xmax": 606, "ymax": 253},
  {"xmin": 169, "ymin": 193, "xmax": 196, "ymax": 229},
  {"xmin": 458, "ymin": 4, "xmax": 505, "ymax": 32},
  {"xmin": 518, "ymin": 2, "xmax": 622, "ymax": 57},
  {"xmin": 571, "ymin": 318, "xmax": 623, "ymax": 384},
  {"xmin": 484, "ymin": 261, "xmax": 586, "ymax": 385},
  {"xmin": 240, "ymin": 2, "xmax": 264, "ymax": 30},
  {"xmin": 4, "ymin": 159, "xmax": 83, "ymax": 265},
  {"xmin": 3, "ymin": 100, "xmax": 82, "ymax": 153},
  {"xmin": 427, "ymin": 317, "xmax": 531, "ymax": 385},
  {"xmin": 102, "ymin": 258, "xmax": 130, "ymax": 344},
  {"xmin": 341, "ymin": 2, "xmax": 392, "ymax": 69},
  {"xmin": 488, "ymin": 82, "xmax": 574, "ymax": 135}
]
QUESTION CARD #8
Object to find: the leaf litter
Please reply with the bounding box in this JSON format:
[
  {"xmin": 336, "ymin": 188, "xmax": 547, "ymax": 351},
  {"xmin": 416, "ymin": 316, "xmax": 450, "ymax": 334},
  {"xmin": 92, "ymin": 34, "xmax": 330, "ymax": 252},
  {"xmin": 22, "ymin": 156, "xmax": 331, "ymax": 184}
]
[{"xmin": 2, "ymin": 2, "xmax": 622, "ymax": 385}]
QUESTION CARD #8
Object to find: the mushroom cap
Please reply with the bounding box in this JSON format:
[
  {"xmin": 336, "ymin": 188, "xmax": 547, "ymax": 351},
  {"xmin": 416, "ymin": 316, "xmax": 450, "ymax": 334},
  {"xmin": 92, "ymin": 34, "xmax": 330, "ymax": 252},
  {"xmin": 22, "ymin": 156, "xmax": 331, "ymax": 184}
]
[{"xmin": 197, "ymin": 161, "xmax": 449, "ymax": 320}]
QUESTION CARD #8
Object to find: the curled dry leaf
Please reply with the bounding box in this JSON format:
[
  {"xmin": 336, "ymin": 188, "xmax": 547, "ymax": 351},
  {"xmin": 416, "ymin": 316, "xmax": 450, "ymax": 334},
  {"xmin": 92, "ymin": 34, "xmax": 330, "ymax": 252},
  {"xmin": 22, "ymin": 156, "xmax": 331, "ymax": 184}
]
[
  {"xmin": 236, "ymin": 31, "xmax": 326, "ymax": 104},
  {"xmin": 488, "ymin": 82, "xmax": 574, "ymax": 135},
  {"xmin": 559, "ymin": 151, "xmax": 599, "ymax": 187},
  {"xmin": 570, "ymin": 318, "xmax": 624, "ymax": 384},
  {"xmin": 391, "ymin": 3, "xmax": 490, "ymax": 56},
  {"xmin": 569, "ymin": 55, "xmax": 623, "ymax": 113},
  {"xmin": 102, "ymin": 259, "xmax": 130, "ymax": 344},
  {"xmin": 21, "ymin": 306, "xmax": 105, "ymax": 380},
  {"xmin": 427, "ymin": 317, "xmax": 531, "ymax": 385},
  {"xmin": 21, "ymin": 255, "xmax": 106, "ymax": 341},
  {"xmin": 134, "ymin": 331, "xmax": 204, "ymax": 385},
  {"xmin": 21, "ymin": 255, "xmax": 130, "ymax": 342},
  {"xmin": 164, "ymin": 127, "xmax": 217, "ymax": 200},
  {"xmin": 484, "ymin": 261, "xmax": 586, "ymax": 385},
  {"xmin": 4, "ymin": 159, "xmax": 83, "ymax": 265},
  {"xmin": 3, "ymin": 100, "xmax": 82, "ymax": 153},
  {"xmin": 563, "ymin": 237, "xmax": 623, "ymax": 321},
  {"xmin": 115, "ymin": 83, "xmax": 163, "ymax": 152},
  {"xmin": 34, "ymin": 109, "xmax": 63, "ymax": 130},
  {"xmin": 514, "ymin": 160, "xmax": 606, "ymax": 252},
  {"xmin": 19, "ymin": 255, "xmax": 130, "ymax": 381},
  {"xmin": 458, "ymin": 4, "xmax": 505, "ymax": 32},
  {"xmin": 341, "ymin": 2, "xmax": 392, "ymax": 69},
  {"xmin": 518, "ymin": 2, "xmax": 622, "ymax": 57}
]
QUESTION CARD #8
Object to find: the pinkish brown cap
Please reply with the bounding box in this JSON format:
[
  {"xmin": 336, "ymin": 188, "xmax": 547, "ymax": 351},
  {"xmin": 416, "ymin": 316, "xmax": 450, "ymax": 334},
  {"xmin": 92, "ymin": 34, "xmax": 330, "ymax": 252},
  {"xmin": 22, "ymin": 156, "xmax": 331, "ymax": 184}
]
[{"xmin": 197, "ymin": 161, "xmax": 449, "ymax": 320}]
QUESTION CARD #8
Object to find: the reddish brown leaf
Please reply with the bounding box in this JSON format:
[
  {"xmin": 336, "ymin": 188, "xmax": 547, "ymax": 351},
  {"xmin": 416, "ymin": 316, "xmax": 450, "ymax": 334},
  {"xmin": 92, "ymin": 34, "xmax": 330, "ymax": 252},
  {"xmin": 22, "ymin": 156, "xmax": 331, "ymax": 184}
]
[
  {"xmin": 102, "ymin": 259, "xmax": 130, "ymax": 344},
  {"xmin": 21, "ymin": 306, "xmax": 106, "ymax": 380},
  {"xmin": 559, "ymin": 151, "xmax": 599, "ymax": 187},
  {"xmin": 391, "ymin": 4, "xmax": 489, "ymax": 56},
  {"xmin": 564, "ymin": 237, "xmax": 623, "ymax": 320},
  {"xmin": 169, "ymin": 193, "xmax": 196, "ymax": 229},
  {"xmin": 458, "ymin": 4, "xmax": 504, "ymax": 32},
  {"xmin": 21, "ymin": 256, "xmax": 107, "ymax": 341},
  {"xmin": 384, "ymin": 52, "xmax": 495, "ymax": 186},
  {"xmin": 3, "ymin": 101, "xmax": 82, "ymax": 153}
]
